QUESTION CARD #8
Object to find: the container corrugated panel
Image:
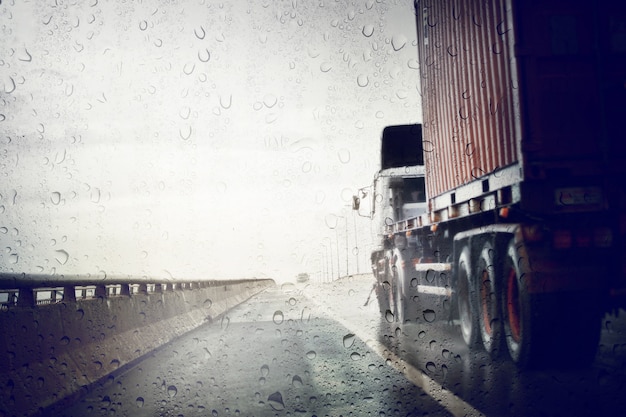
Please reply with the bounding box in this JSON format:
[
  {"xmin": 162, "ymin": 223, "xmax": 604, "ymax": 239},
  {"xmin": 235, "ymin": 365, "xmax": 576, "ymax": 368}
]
[
  {"xmin": 417, "ymin": 0, "xmax": 519, "ymax": 200},
  {"xmin": 416, "ymin": 0, "xmax": 626, "ymax": 200}
]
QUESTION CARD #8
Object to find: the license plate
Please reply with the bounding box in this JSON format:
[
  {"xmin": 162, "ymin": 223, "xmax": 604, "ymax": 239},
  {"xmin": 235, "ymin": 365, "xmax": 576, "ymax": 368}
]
[{"xmin": 555, "ymin": 187, "xmax": 603, "ymax": 206}]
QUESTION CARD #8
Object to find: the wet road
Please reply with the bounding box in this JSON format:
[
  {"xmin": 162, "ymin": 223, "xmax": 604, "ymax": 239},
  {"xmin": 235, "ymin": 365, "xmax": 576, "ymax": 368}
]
[{"xmin": 57, "ymin": 274, "xmax": 626, "ymax": 417}]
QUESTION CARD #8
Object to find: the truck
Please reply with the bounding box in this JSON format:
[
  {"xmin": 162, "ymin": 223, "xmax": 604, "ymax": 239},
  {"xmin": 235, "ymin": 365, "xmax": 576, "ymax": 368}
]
[{"xmin": 355, "ymin": 0, "xmax": 626, "ymax": 367}]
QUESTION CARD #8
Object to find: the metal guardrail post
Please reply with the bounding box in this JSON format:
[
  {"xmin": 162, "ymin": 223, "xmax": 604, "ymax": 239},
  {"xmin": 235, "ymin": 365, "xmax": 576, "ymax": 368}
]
[
  {"xmin": 95, "ymin": 285, "xmax": 106, "ymax": 299},
  {"xmin": 63, "ymin": 285, "xmax": 76, "ymax": 302},
  {"xmin": 17, "ymin": 288, "xmax": 35, "ymax": 307}
]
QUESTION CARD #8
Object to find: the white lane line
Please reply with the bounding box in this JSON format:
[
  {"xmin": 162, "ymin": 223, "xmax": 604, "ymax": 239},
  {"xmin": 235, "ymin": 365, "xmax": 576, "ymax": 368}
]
[
  {"xmin": 417, "ymin": 285, "xmax": 451, "ymax": 297},
  {"xmin": 325, "ymin": 306, "xmax": 485, "ymax": 417}
]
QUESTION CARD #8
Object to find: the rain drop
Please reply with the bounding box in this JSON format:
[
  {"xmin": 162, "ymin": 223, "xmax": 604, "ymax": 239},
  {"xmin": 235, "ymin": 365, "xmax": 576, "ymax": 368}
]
[
  {"xmin": 55, "ymin": 250, "xmax": 69, "ymax": 265},
  {"xmin": 180, "ymin": 126, "xmax": 192, "ymax": 140},
  {"xmin": 194, "ymin": 26, "xmax": 206, "ymax": 40},
  {"xmin": 306, "ymin": 350, "xmax": 316, "ymax": 359},
  {"xmin": 320, "ymin": 62, "xmax": 332, "ymax": 72},
  {"xmin": 292, "ymin": 375, "xmax": 303, "ymax": 387},
  {"xmin": 424, "ymin": 310, "xmax": 436, "ymax": 323},
  {"xmin": 263, "ymin": 94, "xmax": 278, "ymax": 108},
  {"xmin": 198, "ymin": 49, "xmax": 211, "ymax": 62},
  {"xmin": 167, "ymin": 385, "xmax": 178, "ymax": 397},
  {"xmin": 350, "ymin": 352, "xmax": 362, "ymax": 360},
  {"xmin": 384, "ymin": 310, "xmax": 394, "ymax": 323},
  {"xmin": 220, "ymin": 95, "xmax": 232, "ymax": 109},
  {"xmin": 136, "ymin": 397, "xmax": 144, "ymax": 408},
  {"xmin": 51, "ymin": 192, "xmax": 61, "ymax": 205},
  {"xmin": 273, "ymin": 311, "xmax": 284, "ymax": 325},
  {"xmin": 337, "ymin": 148, "xmax": 351, "ymax": 164},
  {"xmin": 342, "ymin": 333, "xmax": 355, "ymax": 348},
  {"xmin": 391, "ymin": 34, "xmax": 407, "ymax": 51},
  {"xmin": 357, "ymin": 74, "xmax": 369, "ymax": 87},
  {"xmin": 362, "ymin": 25, "xmax": 375, "ymax": 37},
  {"xmin": 268, "ymin": 392, "xmax": 285, "ymax": 411}
]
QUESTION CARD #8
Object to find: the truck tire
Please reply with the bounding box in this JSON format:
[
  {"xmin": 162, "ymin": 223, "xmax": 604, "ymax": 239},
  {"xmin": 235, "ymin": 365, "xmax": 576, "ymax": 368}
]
[
  {"xmin": 502, "ymin": 239, "xmax": 602, "ymax": 368},
  {"xmin": 477, "ymin": 241, "xmax": 504, "ymax": 356},
  {"xmin": 457, "ymin": 245, "xmax": 480, "ymax": 348},
  {"xmin": 502, "ymin": 239, "xmax": 533, "ymax": 366}
]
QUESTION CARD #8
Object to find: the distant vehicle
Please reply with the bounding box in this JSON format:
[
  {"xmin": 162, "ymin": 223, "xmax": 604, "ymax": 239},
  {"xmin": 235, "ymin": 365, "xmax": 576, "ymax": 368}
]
[
  {"xmin": 296, "ymin": 273, "xmax": 310, "ymax": 283},
  {"xmin": 355, "ymin": 0, "xmax": 626, "ymax": 369}
]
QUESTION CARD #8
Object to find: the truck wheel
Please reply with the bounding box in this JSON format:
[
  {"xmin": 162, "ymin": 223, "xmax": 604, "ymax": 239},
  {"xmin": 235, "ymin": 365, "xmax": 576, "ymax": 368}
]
[
  {"xmin": 502, "ymin": 239, "xmax": 534, "ymax": 366},
  {"xmin": 457, "ymin": 246, "xmax": 480, "ymax": 348},
  {"xmin": 477, "ymin": 241, "xmax": 504, "ymax": 356}
]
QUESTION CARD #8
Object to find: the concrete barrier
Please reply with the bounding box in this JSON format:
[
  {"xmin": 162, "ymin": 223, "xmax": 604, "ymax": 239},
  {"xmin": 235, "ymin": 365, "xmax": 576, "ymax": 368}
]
[{"xmin": 0, "ymin": 279, "xmax": 274, "ymax": 417}]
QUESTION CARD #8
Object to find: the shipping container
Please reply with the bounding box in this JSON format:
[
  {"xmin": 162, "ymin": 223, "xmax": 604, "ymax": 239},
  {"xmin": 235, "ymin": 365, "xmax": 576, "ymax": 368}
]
[{"xmin": 360, "ymin": 0, "xmax": 626, "ymax": 368}]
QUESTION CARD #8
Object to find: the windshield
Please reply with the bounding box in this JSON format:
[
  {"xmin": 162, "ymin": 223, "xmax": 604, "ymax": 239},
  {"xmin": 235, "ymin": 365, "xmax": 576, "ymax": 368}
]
[{"xmin": 1, "ymin": 1, "xmax": 625, "ymax": 417}]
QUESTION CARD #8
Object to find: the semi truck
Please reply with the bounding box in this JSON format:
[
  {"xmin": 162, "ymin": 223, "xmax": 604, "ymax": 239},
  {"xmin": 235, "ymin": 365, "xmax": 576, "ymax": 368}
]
[{"xmin": 355, "ymin": 0, "xmax": 626, "ymax": 367}]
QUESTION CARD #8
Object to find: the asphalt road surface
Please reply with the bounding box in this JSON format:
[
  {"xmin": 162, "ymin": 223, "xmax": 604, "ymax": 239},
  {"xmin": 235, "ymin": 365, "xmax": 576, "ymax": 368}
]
[{"xmin": 56, "ymin": 274, "xmax": 626, "ymax": 417}]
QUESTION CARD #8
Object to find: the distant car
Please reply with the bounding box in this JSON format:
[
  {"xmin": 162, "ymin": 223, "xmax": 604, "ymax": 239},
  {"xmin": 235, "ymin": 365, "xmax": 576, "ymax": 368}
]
[{"xmin": 296, "ymin": 273, "xmax": 310, "ymax": 283}]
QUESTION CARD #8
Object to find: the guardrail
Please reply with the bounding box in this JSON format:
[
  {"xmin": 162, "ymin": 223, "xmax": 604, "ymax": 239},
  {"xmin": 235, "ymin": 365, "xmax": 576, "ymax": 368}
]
[
  {"xmin": 0, "ymin": 273, "xmax": 261, "ymax": 309},
  {"xmin": 0, "ymin": 272, "xmax": 275, "ymax": 416}
]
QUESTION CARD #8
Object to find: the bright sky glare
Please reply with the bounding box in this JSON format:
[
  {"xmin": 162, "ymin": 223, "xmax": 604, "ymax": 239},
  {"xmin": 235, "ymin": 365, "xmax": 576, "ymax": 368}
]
[{"xmin": 1, "ymin": 0, "xmax": 421, "ymax": 283}]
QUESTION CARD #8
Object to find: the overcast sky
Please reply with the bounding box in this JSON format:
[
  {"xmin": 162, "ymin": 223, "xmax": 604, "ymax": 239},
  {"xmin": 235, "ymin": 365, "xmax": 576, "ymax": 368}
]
[{"xmin": 1, "ymin": 0, "xmax": 421, "ymax": 283}]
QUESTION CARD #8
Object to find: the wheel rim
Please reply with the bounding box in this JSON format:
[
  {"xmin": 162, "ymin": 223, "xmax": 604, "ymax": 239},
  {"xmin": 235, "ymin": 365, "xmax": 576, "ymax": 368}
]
[
  {"xmin": 480, "ymin": 269, "xmax": 492, "ymax": 336},
  {"xmin": 506, "ymin": 267, "xmax": 521, "ymax": 342}
]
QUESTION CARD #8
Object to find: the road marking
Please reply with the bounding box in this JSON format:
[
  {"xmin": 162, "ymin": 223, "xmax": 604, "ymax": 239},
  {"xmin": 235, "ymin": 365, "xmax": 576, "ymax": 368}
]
[
  {"xmin": 301, "ymin": 279, "xmax": 484, "ymax": 417},
  {"xmin": 417, "ymin": 285, "xmax": 451, "ymax": 297},
  {"xmin": 336, "ymin": 315, "xmax": 485, "ymax": 417},
  {"xmin": 414, "ymin": 262, "xmax": 452, "ymax": 272}
]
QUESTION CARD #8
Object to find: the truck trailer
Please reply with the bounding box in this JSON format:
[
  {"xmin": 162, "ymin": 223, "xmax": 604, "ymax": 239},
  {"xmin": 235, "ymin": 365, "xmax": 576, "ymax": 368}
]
[{"xmin": 358, "ymin": 0, "xmax": 626, "ymax": 367}]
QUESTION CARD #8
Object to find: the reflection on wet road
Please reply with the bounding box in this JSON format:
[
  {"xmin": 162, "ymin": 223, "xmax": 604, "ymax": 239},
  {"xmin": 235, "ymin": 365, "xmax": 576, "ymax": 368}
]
[{"xmin": 58, "ymin": 275, "xmax": 626, "ymax": 417}]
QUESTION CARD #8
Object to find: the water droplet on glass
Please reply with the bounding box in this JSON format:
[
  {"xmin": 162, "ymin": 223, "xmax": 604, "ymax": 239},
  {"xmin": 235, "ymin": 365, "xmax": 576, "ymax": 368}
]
[
  {"xmin": 194, "ymin": 26, "xmax": 206, "ymax": 40},
  {"xmin": 306, "ymin": 350, "xmax": 316, "ymax": 359},
  {"xmin": 198, "ymin": 48, "xmax": 211, "ymax": 62},
  {"xmin": 8, "ymin": 254, "xmax": 18, "ymax": 264},
  {"xmin": 139, "ymin": 20, "xmax": 148, "ymax": 31},
  {"xmin": 384, "ymin": 310, "xmax": 394, "ymax": 323},
  {"xmin": 260, "ymin": 364, "xmax": 270, "ymax": 377},
  {"xmin": 220, "ymin": 95, "xmax": 232, "ymax": 109},
  {"xmin": 343, "ymin": 333, "xmax": 355, "ymax": 348},
  {"xmin": 423, "ymin": 309, "xmax": 436, "ymax": 323},
  {"xmin": 180, "ymin": 126, "xmax": 192, "ymax": 140},
  {"xmin": 426, "ymin": 361, "xmax": 437, "ymax": 373},
  {"xmin": 357, "ymin": 74, "xmax": 369, "ymax": 87},
  {"xmin": 267, "ymin": 392, "xmax": 285, "ymax": 411},
  {"xmin": 350, "ymin": 352, "xmax": 362, "ymax": 360},
  {"xmin": 337, "ymin": 148, "xmax": 351, "ymax": 164},
  {"xmin": 55, "ymin": 250, "xmax": 69, "ymax": 265},
  {"xmin": 136, "ymin": 397, "xmax": 144, "ymax": 407},
  {"xmin": 391, "ymin": 34, "xmax": 407, "ymax": 51},
  {"xmin": 263, "ymin": 94, "xmax": 278, "ymax": 108},
  {"xmin": 362, "ymin": 24, "xmax": 375, "ymax": 37},
  {"xmin": 167, "ymin": 385, "xmax": 178, "ymax": 397},
  {"xmin": 183, "ymin": 62, "xmax": 195, "ymax": 75},
  {"xmin": 292, "ymin": 375, "xmax": 303, "ymax": 387},
  {"xmin": 273, "ymin": 311, "xmax": 284, "ymax": 325},
  {"xmin": 320, "ymin": 62, "xmax": 332, "ymax": 72},
  {"xmin": 51, "ymin": 192, "xmax": 61, "ymax": 205}
]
